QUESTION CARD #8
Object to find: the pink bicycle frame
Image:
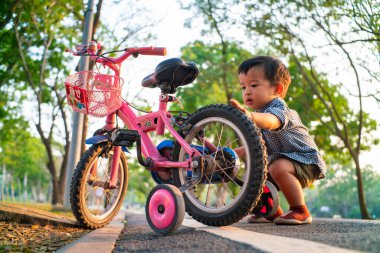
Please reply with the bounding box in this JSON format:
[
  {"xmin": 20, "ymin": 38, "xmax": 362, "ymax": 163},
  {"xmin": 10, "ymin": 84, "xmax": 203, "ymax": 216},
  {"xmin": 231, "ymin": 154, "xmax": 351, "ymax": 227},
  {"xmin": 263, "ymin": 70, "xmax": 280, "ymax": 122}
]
[{"xmin": 83, "ymin": 43, "xmax": 203, "ymax": 188}]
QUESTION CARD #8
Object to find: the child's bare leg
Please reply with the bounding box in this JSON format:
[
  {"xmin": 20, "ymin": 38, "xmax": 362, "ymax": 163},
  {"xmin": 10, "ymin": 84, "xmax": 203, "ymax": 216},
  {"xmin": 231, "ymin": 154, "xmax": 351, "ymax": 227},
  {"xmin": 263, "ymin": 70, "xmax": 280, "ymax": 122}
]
[
  {"xmin": 269, "ymin": 158, "xmax": 312, "ymax": 224},
  {"xmin": 268, "ymin": 158, "xmax": 304, "ymax": 206}
]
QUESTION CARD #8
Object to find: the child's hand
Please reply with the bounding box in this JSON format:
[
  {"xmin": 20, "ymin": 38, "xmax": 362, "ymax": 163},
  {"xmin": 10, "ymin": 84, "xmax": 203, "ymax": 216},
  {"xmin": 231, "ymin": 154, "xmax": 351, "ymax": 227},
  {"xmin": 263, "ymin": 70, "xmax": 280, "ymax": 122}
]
[{"xmin": 229, "ymin": 99, "xmax": 252, "ymax": 120}]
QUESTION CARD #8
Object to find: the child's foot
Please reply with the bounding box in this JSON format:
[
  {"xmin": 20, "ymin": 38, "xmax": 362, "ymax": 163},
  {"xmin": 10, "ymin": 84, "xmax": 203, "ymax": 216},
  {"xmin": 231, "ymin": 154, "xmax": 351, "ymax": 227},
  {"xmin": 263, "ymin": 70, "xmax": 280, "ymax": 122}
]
[
  {"xmin": 274, "ymin": 205, "xmax": 312, "ymax": 225},
  {"xmin": 247, "ymin": 207, "xmax": 283, "ymax": 223}
]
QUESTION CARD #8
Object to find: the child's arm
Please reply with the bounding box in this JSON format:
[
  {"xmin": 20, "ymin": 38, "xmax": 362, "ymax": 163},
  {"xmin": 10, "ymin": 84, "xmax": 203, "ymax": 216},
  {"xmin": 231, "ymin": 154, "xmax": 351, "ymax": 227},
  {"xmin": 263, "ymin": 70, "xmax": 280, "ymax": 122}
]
[
  {"xmin": 251, "ymin": 112, "xmax": 282, "ymax": 130},
  {"xmin": 230, "ymin": 99, "xmax": 281, "ymax": 130}
]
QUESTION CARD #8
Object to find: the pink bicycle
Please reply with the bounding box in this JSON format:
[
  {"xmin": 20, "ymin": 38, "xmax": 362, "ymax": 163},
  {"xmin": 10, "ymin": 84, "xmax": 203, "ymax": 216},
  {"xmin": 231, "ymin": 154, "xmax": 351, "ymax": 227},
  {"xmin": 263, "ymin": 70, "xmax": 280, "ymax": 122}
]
[{"xmin": 65, "ymin": 41, "xmax": 273, "ymax": 235}]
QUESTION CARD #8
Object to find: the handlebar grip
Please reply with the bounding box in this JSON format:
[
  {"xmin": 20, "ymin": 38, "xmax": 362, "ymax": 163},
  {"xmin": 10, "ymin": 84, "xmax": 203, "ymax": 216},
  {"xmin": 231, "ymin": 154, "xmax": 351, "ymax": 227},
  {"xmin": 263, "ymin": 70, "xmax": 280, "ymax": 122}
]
[{"xmin": 137, "ymin": 47, "xmax": 167, "ymax": 56}]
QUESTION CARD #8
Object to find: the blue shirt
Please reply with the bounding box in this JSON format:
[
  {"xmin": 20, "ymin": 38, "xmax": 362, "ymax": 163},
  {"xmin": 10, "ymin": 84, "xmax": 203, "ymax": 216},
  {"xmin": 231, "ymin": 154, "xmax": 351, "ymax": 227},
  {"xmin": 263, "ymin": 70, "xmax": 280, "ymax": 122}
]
[{"xmin": 256, "ymin": 97, "xmax": 326, "ymax": 179}]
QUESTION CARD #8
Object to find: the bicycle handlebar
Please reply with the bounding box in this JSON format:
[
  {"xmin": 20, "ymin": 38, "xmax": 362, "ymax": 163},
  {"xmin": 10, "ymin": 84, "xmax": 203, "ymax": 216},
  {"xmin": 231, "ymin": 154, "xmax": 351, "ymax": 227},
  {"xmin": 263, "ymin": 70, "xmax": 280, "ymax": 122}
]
[
  {"xmin": 127, "ymin": 46, "xmax": 167, "ymax": 56},
  {"xmin": 66, "ymin": 41, "xmax": 166, "ymax": 74},
  {"xmin": 66, "ymin": 41, "xmax": 166, "ymax": 58}
]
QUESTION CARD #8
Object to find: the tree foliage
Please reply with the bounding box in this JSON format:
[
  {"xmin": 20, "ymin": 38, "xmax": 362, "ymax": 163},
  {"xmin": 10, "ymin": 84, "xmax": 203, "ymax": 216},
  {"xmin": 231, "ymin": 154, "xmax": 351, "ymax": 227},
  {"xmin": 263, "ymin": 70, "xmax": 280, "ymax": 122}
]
[
  {"xmin": 173, "ymin": 41, "xmax": 252, "ymax": 112},
  {"xmin": 242, "ymin": 0, "xmax": 378, "ymax": 219},
  {"xmin": 1, "ymin": 0, "xmax": 164, "ymax": 205},
  {"xmin": 307, "ymin": 165, "xmax": 380, "ymax": 219},
  {"xmin": 0, "ymin": 97, "xmax": 49, "ymax": 199},
  {"xmin": 0, "ymin": 0, "xmax": 83, "ymax": 204},
  {"xmin": 286, "ymin": 55, "xmax": 378, "ymax": 163},
  {"xmin": 183, "ymin": 0, "xmax": 379, "ymax": 219}
]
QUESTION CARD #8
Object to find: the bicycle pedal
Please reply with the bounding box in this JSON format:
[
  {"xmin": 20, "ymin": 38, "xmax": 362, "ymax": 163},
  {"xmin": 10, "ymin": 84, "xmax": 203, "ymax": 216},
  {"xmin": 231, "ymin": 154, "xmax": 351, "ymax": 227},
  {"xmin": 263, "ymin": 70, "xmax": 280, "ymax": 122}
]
[{"xmin": 112, "ymin": 129, "xmax": 140, "ymax": 147}]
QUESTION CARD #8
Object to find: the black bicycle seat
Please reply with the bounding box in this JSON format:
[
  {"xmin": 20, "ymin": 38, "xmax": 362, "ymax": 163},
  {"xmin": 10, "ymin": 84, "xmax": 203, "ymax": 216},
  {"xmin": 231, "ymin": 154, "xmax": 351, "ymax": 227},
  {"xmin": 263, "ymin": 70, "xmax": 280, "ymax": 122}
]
[{"xmin": 141, "ymin": 58, "xmax": 199, "ymax": 93}]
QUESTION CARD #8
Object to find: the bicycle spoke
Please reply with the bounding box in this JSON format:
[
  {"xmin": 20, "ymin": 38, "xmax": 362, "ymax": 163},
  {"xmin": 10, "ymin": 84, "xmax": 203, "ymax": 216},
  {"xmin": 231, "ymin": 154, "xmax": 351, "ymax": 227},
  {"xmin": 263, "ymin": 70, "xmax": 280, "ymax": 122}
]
[
  {"xmin": 210, "ymin": 161, "xmax": 238, "ymax": 203},
  {"xmin": 198, "ymin": 123, "xmax": 230, "ymax": 207},
  {"xmin": 208, "ymin": 182, "xmax": 227, "ymax": 207},
  {"xmin": 214, "ymin": 160, "xmax": 242, "ymax": 189},
  {"xmin": 103, "ymin": 161, "xmax": 111, "ymax": 181},
  {"xmin": 205, "ymin": 128, "xmax": 239, "ymax": 158},
  {"xmin": 205, "ymin": 183, "xmax": 212, "ymax": 207},
  {"xmin": 108, "ymin": 190, "xmax": 117, "ymax": 207},
  {"xmin": 85, "ymin": 153, "xmax": 124, "ymax": 218},
  {"xmin": 215, "ymin": 123, "xmax": 224, "ymax": 150},
  {"xmin": 104, "ymin": 191, "xmax": 112, "ymax": 205},
  {"xmin": 202, "ymin": 170, "xmax": 227, "ymax": 208},
  {"xmin": 178, "ymin": 114, "xmax": 259, "ymax": 216},
  {"xmin": 84, "ymin": 186, "xmax": 91, "ymax": 201},
  {"xmin": 221, "ymin": 178, "xmax": 236, "ymax": 199},
  {"xmin": 225, "ymin": 138, "xmax": 239, "ymax": 148},
  {"xmin": 209, "ymin": 124, "xmax": 224, "ymax": 168},
  {"xmin": 95, "ymin": 196, "xmax": 102, "ymax": 215}
]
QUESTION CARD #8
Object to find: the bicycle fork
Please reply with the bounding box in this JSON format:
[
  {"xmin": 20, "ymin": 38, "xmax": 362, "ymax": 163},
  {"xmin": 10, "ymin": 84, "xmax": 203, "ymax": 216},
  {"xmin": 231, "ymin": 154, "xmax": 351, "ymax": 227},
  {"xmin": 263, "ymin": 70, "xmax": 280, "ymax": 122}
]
[
  {"xmin": 109, "ymin": 146, "xmax": 121, "ymax": 189},
  {"xmin": 88, "ymin": 113, "xmax": 124, "ymax": 190},
  {"xmin": 87, "ymin": 145, "xmax": 121, "ymax": 189}
]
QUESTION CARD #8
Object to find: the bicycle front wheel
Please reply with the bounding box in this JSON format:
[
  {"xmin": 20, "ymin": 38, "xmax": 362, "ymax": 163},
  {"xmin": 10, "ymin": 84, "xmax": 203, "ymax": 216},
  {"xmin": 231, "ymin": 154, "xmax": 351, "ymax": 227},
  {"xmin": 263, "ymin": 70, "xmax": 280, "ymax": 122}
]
[
  {"xmin": 70, "ymin": 143, "xmax": 128, "ymax": 229},
  {"xmin": 172, "ymin": 104, "xmax": 267, "ymax": 226}
]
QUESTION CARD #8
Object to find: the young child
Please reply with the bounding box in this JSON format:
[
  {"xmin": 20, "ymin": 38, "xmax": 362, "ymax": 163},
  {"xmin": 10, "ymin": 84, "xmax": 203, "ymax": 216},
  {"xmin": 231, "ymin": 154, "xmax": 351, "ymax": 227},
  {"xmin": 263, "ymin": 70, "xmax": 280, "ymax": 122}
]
[{"xmin": 230, "ymin": 56, "xmax": 326, "ymax": 225}]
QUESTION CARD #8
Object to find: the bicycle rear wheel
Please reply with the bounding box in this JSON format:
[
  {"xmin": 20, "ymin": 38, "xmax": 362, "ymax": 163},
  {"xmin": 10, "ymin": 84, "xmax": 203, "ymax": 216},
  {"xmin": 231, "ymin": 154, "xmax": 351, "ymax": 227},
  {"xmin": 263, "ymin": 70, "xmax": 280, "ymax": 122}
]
[
  {"xmin": 70, "ymin": 143, "xmax": 128, "ymax": 229},
  {"xmin": 172, "ymin": 104, "xmax": 267, "ymax": 226}
]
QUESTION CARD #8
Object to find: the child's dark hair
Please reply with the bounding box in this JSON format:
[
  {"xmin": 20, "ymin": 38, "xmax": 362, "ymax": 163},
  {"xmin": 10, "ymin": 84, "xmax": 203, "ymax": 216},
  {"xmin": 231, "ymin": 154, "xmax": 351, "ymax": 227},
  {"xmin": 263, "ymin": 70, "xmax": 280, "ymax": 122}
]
[{"xmin": 238, "ymin": 56, "xmax": 291, "ymax": 98}]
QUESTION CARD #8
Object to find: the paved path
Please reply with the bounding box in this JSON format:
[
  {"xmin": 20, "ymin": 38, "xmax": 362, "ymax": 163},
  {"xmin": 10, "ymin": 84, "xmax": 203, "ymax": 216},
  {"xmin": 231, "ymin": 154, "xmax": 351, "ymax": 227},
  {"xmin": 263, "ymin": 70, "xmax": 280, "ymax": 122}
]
[
  {"xmin": 184, "ymin": 218, "xmax": 360, "ymax": 253},
  {"xmin": 3, "ymin": 202, "xmax": 379, "ymax": 252},
  {"xmin": 57, "ymin": 209, "xmax": 380, "ymax": 253},
  {"xmin": 56, "ymin": 211, "xmax": 125, "ymax": 253},
  {"xmin": 113, "ymin": 210, "xmax": 379, "ymax": 253},
  {"xmin": 232, "ymin": 217, "xmax": 380, "ymax": 252}
]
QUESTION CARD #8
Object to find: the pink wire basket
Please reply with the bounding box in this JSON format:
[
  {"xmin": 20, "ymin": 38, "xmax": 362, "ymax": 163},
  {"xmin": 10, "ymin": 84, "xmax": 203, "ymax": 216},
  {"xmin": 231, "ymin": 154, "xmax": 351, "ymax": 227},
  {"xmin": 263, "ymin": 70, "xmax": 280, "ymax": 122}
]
[{"xmin": 65, "ymin": 71, "xmax": 124, "ymax": 117}]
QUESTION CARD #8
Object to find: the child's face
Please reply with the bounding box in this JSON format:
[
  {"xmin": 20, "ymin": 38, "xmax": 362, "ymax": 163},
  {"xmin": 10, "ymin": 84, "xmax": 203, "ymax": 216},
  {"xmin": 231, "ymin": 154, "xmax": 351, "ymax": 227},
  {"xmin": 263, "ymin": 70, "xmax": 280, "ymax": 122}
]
[{"xmin": 239, "ymin": 67, "xmax": 278, "ymax": 110}]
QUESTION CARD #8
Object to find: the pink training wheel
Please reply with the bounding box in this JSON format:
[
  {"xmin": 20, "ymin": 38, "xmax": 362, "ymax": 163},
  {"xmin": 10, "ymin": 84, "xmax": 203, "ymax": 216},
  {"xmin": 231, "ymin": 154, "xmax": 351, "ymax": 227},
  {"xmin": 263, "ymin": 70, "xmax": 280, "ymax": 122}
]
[
  {"xmin": 146, "ymin": 184, "xmax": 185, "ymax": 235},
  {"xmin": 251, "ymin": 181, "xmax": 279, "ymax": 218}
]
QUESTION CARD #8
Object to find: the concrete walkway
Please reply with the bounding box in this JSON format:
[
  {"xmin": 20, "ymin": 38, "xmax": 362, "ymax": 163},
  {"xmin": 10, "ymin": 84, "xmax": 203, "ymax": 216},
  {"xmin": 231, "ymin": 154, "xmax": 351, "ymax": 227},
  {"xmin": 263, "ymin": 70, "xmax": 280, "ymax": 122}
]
[
  {"xmin": 56, "ymin": 211, "xmax": 125, "ymax": 253},
  {"xmin": 183, "ymin": 218, "xmax": 361, "ymax": 253}
]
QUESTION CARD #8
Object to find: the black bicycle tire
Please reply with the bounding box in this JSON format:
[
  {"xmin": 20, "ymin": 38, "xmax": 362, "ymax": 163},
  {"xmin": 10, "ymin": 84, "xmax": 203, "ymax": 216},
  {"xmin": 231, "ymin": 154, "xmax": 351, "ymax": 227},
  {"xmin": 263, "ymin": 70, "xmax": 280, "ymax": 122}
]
[{"xmin": 172, "ymin": 104, "xmax": 267, "ymax": 226}]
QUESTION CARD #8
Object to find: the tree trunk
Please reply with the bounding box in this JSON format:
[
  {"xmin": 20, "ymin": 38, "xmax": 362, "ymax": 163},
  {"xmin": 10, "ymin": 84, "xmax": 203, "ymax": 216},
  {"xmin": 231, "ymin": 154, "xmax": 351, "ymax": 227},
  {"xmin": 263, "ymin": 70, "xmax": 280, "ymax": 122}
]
[
  {"xmin": 17, "ymin": 178, "xmax": 22, "ymax": 202},
  {"xmin": 45, "ymin": 149, "xmax": 64, "ymax": 205},
  {"xmin": 353, "ymin": 155, "xmax": 370, "ymax": 219},
  {"xmin": 51, "ymin": 177, "xmax": 63, "ymax": 205},
  {"xmin": 58, "ymin": 174, "xmax": 66, "ymax": 205},
  {"xmin": 4, "ymin": 167, "xmax": 9, "ymax": 200},
  {"xmin": 11, "ymin": 174, "xmax": 15, "ymax": 201},
  {"xmin": 47, "ymin": 182, "xmax": 53, "ymax": 203},
  {"xmin": 42, "ymin": 142, "xmax": 65, "ymax": 205},
  {"xmin": 23, "ymin": 173, "xmax": 28, "ymax": 202},
  {"xmin": 31, "ymin": 186, "xmax": 37, "ymax": 202},
  {"xmin": 1, "ymin": 163, "xmax": 5, "ymax": 200}
]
